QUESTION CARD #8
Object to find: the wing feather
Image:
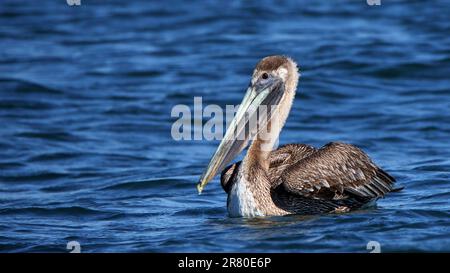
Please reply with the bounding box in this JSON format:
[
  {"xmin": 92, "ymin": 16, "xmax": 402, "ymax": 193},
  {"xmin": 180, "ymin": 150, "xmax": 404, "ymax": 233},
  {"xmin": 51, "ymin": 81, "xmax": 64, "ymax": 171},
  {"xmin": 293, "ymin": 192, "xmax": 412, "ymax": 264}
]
[
  {"xmin": 220, "ymin": 144, "xmax": 317, "ymax": 193},
  {"xmin": 278, "ymin": 142, "xmax": 396, "ymax": 200}
]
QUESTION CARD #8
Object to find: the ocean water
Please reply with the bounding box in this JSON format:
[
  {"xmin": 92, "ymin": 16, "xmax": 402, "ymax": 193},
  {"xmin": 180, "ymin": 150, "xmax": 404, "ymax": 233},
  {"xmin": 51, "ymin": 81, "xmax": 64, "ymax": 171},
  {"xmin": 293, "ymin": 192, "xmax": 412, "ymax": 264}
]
[{"xmin": 0, "ymin": 0, "xmax": 449, "ymax": 252}]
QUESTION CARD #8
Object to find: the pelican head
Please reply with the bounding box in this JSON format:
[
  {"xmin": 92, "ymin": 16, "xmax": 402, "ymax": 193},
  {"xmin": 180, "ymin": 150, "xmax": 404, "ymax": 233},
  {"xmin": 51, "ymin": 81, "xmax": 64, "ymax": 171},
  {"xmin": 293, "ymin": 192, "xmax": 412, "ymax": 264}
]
[{"xmin": 197, "ymin": 55, "xmax": 299, "ymax": 193}]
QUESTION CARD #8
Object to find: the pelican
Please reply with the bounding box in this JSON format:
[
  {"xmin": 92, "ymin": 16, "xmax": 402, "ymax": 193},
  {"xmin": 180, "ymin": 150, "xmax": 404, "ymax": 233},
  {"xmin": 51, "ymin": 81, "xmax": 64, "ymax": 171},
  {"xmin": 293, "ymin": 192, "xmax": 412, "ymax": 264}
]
[{"xmin": 197, "ymin": 55, "xmax": 397, "ymax": 217}]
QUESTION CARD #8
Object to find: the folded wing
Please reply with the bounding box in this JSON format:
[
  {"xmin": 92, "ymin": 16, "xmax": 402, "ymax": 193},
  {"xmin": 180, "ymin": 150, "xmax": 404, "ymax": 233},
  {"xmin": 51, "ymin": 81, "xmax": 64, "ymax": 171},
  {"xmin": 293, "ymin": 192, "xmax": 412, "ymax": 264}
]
[
  {"xmin": 277, "ymin": 142, "xmax": 396, "ymax": 200},
  {"xmin": 221, "ymin": 144, "xmax": 317, "ymax": 193}
]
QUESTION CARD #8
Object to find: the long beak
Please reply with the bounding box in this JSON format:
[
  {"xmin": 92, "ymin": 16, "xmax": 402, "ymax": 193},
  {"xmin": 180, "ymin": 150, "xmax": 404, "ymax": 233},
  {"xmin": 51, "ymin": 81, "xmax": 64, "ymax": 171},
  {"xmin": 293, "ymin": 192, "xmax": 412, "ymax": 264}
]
[{"xmin": 197, "ymin": 76, "xmax": 284, "ymax": 193}]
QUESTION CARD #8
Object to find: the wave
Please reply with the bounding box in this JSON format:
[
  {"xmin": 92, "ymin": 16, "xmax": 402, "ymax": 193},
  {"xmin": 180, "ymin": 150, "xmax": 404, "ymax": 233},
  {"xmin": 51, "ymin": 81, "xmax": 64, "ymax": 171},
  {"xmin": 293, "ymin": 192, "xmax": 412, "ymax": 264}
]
[
  {"xmin": 0, "ymin": 206, "xmax": 106, "ymax": 217},
  {"xmin": 0, "ymin": 78, "xmax": 65, "ymax": 96},
  {"xmin": 101, "ymin": 176, "xmax": 196, "ymax": 191}
]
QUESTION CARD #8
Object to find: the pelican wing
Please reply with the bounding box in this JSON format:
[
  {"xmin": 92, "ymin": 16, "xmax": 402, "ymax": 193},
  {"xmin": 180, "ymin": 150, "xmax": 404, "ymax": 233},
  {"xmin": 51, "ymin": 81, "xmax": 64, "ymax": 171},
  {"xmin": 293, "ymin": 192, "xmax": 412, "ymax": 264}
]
[
  {"xmin": 267, "ymin": 144, "xmax": 317, "ymax": 184},
  {"xmin": 277, "ymin": 142, "xmax": 396, "ymax": 200},
  {"xmin": 221, "ymin": 144, "xmax": 317, "ymax": 193}
]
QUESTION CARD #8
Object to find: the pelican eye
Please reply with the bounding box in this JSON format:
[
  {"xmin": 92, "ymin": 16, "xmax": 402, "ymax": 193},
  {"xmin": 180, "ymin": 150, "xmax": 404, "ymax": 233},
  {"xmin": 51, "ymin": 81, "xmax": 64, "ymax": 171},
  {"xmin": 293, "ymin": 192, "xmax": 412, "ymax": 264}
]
[{"xmin": 261, "ymin": 73, "xmax": 269, "ymax": 80}]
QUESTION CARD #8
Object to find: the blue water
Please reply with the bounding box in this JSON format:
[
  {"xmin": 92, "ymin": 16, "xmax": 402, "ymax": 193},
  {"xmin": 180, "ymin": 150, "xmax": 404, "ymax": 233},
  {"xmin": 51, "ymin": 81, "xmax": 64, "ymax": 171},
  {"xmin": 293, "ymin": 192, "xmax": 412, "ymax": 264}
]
[{"xmin": 1, "ymin": 0, "xmax": 449, "ymax": 252}]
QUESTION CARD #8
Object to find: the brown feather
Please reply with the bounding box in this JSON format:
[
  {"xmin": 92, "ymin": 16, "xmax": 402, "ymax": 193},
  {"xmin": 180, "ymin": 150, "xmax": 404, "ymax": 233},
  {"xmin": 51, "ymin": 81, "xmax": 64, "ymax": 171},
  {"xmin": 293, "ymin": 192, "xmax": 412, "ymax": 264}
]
[
  {"xmin": 221, "ymin": 144, "xmax": 316, "ymax": 193},
  {"xmin": 278, "ymin": 142, "xmax": 395, "ymax": 200}
]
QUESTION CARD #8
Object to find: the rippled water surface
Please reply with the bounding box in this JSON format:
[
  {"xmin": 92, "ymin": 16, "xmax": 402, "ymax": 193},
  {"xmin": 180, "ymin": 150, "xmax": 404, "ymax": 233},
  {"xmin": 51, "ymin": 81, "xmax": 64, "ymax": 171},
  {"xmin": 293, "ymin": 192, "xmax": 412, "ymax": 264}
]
[{"xmin": 1, "ymin": 0, "xmax": 449, "ymax": 252}]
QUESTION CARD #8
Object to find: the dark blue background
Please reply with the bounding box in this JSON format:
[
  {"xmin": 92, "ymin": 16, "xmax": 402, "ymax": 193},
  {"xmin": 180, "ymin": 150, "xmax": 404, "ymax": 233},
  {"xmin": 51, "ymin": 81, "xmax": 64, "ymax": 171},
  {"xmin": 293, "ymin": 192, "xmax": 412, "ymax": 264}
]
[{"xmin": 0, "ymin": 0, "xmax": 449, "ymax": 252}]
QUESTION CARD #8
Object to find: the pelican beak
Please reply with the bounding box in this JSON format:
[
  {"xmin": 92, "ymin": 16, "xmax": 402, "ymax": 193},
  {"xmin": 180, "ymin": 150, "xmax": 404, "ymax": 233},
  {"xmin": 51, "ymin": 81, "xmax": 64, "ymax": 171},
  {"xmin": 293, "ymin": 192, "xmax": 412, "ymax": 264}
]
[{"xmin": 197, "ymin": 75, "xmax": 284, "ymax": 193}]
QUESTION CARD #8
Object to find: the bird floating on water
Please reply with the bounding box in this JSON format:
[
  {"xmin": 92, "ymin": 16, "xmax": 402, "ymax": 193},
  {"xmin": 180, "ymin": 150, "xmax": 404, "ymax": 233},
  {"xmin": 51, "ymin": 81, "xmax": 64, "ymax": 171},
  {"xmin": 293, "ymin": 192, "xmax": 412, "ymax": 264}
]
[{"xmin": 197, "ymin": 55, "xmax": 397, "ymax": 218}]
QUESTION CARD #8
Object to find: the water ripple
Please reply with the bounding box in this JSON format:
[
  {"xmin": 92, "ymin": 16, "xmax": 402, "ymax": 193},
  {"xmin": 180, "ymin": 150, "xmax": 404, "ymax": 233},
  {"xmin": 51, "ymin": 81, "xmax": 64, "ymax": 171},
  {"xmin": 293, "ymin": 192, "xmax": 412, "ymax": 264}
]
[{"xmin": 0, "ymin": 0, "xmax": 449, "ymax": 252}]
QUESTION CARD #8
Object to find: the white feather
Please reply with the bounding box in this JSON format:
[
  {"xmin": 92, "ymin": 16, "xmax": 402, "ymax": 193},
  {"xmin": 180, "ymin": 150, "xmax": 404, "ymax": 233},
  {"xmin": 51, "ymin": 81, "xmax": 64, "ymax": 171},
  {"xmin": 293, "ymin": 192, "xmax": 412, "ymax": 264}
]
[{"xmin": 227, "ymin": 165, "xmax": 263, "ymax": 217}]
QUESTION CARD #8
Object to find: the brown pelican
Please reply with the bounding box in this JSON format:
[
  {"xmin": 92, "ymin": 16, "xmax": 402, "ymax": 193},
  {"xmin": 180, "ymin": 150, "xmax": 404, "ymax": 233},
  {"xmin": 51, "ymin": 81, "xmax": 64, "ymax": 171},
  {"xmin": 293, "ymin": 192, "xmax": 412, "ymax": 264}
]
[{"xmin": 197, "ymin": 55, "xmax": 397, "ymax": 217}]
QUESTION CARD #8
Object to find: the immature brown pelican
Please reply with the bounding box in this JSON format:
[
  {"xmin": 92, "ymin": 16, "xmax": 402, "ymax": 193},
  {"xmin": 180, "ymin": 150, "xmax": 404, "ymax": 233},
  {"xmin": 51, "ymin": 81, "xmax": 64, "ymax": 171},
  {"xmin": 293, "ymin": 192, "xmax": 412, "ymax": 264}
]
[{"xmin": 197, "ymin": 55, "xmax": 397, "ymax": 217}]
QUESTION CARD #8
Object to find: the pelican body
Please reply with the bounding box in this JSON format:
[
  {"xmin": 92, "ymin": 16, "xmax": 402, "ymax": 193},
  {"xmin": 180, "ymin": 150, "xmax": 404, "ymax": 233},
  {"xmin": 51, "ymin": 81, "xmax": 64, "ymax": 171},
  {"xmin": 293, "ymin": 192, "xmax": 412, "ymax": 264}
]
[{"xmin": 198, "ymin": 56, "xmax": 397, "ymax": 218}]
